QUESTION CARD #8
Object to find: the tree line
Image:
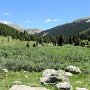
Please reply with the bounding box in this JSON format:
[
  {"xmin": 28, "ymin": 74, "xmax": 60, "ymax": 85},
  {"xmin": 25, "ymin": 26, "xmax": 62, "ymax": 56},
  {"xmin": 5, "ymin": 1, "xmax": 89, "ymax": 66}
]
[{"xmin": 0, "ymin": 23, "xmax": 90, "ymax": 47}]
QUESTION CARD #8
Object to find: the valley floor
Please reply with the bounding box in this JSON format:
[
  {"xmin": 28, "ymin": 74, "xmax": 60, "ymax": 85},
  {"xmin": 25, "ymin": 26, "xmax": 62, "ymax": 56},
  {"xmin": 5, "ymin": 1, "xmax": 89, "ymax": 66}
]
[{"xmin": 0, "ymin": 36, "xmax": 90, "ymax": 90}]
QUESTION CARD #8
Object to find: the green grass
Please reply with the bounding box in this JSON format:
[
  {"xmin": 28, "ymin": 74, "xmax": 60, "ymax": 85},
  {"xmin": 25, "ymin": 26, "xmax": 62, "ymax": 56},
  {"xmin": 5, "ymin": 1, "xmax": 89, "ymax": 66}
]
[{"xmin": 0, "ymin": 36, "xmax": 90, "ymax": 90}]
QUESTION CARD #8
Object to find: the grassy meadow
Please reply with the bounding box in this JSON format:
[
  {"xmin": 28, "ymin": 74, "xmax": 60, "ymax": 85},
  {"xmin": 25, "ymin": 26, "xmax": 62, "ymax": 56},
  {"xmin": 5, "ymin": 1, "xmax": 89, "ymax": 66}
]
[{"xmin": 0, "ymin": 36, "xmax": 90, "ymax": 90}]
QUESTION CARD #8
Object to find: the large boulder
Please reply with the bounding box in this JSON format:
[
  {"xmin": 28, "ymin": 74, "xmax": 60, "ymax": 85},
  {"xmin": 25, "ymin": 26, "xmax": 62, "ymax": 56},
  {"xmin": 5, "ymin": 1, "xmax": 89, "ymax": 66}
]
[
  {"xmin": 75, "ymin": 87, "xmax": 88, "ymax": 90},
  {"xmin": 56, "ymin": 82, "xmax": 72, "ymax": 90},
  {"xmin": 40, "ymin": 69, "xmax": 59, "ymax": 84},
  {"xmin": 41, "ymin": 69, "xmax": 68, "ymax": 84},
  {"xmin": 9, "ymin": 85, "xmax": 49, "ymax": 90},
  {"xmin": 65, "ymin": 66, "xmax": 81, "ymax": 74}
]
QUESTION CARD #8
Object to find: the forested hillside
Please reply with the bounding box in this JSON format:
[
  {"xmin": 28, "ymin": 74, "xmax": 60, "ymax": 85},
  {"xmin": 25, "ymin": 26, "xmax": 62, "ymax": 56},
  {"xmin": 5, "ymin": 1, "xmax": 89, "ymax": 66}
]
[
  {"xmin": 0, "ymin": 23, "xmax": 31, "ymax": 41},
  {"xmin": 40, "ymin": 18, "xmax": 90, "ymax": 38}
]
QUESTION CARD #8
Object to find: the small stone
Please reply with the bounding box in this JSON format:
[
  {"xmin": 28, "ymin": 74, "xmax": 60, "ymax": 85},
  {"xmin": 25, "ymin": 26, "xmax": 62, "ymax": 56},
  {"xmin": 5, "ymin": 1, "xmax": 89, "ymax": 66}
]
[
  {"xmin": 76, "ymin": 87, "xmax": 88, "ymax": 90},
  {"xmin": 13, "ymin": 81, "xmax": 22, "ymax": 85}
]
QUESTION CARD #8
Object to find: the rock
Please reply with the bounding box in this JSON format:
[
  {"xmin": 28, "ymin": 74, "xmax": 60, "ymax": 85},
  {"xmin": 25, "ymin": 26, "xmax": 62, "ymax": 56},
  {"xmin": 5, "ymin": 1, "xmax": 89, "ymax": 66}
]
[
  {"xmin": 13, "ymin": 81, "xmax": 22, "ymax": 85},
  {"xmin": 2, "ymin": 69, "xmax": 8, "ymax": 73},
  {"xmin": 41, "ymin": 69, "xmax": 69, "ymax": 84},
  {"xmin": 56, "ymin": 82, "xmax": 72, "ymax": 90},
  {"xmin": 65, "ymin": 72, "xmax": 73, "ymax": 77},
  {"xmin": 57, "ymin": 70, "xmax": 68, "ymax": 81},
  {"xmin": 65, "ymin": 65, "xmax": 81, "ymax": 74},
  {"xmin": 76, "ymin": 87, "xmax": 88, "ymax": 90},
  {"xmin": 42, "ymin": 69, "xmax": 57, "ymax": 77},
  {"xmin": 41, "ymin": 69, "xmax": 61, "ymax": 84},
  {"xmin": 40, "ymin": 77, "xmax": 49, "ymax": 84},
  {"xmin": 9, "ymin": 85, "xmax": 49, "ymax": 90},
  {"xmin": 40, "ymin": 75, "xmax": 58, "ymax": 84}
]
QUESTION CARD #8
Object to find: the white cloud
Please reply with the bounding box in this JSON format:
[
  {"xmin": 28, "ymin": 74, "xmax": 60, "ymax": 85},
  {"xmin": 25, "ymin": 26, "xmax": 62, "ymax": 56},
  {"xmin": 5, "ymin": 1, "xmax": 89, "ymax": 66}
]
[
  {"xmin": 25, "ymin": 20, "xmax": 31, "ymax": 23},
  {"xmin": 0, "ymin": 20, "xmax": 11, "ymax": 24},
  {"xmin": 45, "ymin": 19, "xmax": 52, "ymax": 22},
  {"xmin": 3, "ymin": 12, "xmax": 10, "ymax": 16},
  {"xmin": 45, "ymin": 18, "xmax": 59, "ymax": 23},
  {"xmin": 54, "ymin": 19, "xmax": 59, "ymax": 22}
]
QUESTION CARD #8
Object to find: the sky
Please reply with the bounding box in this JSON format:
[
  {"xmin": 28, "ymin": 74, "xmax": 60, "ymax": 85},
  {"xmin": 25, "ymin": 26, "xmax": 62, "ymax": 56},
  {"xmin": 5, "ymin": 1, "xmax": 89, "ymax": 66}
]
[{"xmin": 0, "ymin": 0, "xmax": 90, "ymax": 30}]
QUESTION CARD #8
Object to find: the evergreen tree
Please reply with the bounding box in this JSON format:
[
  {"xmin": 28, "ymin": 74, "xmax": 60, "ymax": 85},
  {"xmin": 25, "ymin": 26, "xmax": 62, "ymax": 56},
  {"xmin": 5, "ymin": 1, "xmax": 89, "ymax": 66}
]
[
  {"xmin": 69, "ymin": 36, "xmax": 73, "ymax": 44},
  {"xmin": 33, "ymin": 43, "xmax": 36, "ymax": 47},
  {"xmin": 57, "ymin": 34, "xmax": 65, "ymax": 46},
  {"xmin": 26, "ymin": 42, "xmax": 29, "ymax": 47}
]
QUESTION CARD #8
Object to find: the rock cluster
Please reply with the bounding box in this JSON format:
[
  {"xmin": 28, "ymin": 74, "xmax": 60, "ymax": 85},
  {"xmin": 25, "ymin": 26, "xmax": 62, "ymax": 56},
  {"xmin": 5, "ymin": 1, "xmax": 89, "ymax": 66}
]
[{"xmin": 8, "ymin": 65, "xmax": 88, "ymax": 90}]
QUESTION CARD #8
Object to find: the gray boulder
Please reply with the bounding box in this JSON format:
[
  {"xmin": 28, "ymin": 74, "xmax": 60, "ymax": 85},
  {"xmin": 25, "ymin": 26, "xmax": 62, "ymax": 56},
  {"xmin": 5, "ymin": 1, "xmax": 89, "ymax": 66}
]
[
  {"xmin": 56, "ymin": 82, "xmax": 72, "ymax": 90},
  {"xmin": 9, "ymin": 85, "xmax": 49, "ymax": 90},
  {"xmin": 65, "ymin": 65, "xmax": 81, "ymax": 74},
  {"xmin": 41, "ymin": 69, "xmax": 59, "ymax": 83},
  {"xmin": 40, "ymin": 69, "xmax": 69, "ymax": 84}
]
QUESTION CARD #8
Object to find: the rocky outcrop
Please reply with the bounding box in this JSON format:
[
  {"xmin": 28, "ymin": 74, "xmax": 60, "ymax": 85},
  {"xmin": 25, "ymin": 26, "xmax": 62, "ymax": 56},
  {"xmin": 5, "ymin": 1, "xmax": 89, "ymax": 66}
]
[{"xmin": 9, "ymin": 85, "xmax": 49, "ymax": 90}]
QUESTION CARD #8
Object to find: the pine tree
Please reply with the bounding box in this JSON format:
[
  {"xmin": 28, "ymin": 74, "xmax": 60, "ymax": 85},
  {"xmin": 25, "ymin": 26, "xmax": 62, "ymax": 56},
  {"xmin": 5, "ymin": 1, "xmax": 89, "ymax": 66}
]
[
  {"xmin": 26, "ymin": 42, "xmax": 29, "ymax": 47},
  {"xmin": 57, "ymin": 34, "xmax": 65, "ymax": 46},
  {"xmin": 33, "ymin": 43, "xmax": 36, "ymax": 47},
  {"xmin": 69, "ymin": 36, "xmax": 73, "ymax": 44}
]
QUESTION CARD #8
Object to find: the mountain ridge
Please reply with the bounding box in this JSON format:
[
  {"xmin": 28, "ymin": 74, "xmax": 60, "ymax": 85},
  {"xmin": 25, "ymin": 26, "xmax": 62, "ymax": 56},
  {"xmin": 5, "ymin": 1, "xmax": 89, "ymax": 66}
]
[{"xmin": 39, "ymin": 17, "xmax": 90, "ymax": 37}]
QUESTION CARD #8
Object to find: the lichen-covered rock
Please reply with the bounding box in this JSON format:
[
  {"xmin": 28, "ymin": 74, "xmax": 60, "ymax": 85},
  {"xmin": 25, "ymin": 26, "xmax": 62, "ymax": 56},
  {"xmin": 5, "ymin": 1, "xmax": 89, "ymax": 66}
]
[
  {"xmin": 9, "ymin": 85, "xmax": 49, "ymax": 90},
  {"xmin": 65, "ymin": 65, "xmax": 81, "ymax": 74}
]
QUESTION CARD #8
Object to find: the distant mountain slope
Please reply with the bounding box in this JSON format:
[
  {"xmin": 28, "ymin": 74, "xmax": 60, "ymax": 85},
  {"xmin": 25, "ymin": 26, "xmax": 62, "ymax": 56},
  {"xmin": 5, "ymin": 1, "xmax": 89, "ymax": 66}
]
[
  {"xmin": 26, "ymin": 29, "xmax": 42, "ymax": 34},
  {"xmin": 40, "ymin": 17, "xmax": 90, "ymax": 37},
  {"xmin": 0, "ymin": 23, "xmax": 27, "ymax": 40},
  {"xmin": 0, "ymin": 23, "xmax": 20, "ymax": 36}
]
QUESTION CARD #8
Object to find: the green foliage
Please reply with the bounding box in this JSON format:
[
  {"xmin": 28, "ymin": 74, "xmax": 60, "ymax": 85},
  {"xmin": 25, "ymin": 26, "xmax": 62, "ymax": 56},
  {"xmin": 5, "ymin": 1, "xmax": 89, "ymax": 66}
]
[{"xmin": 0, "ymin": 44, "xmax": 90, "ymax": 73}]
